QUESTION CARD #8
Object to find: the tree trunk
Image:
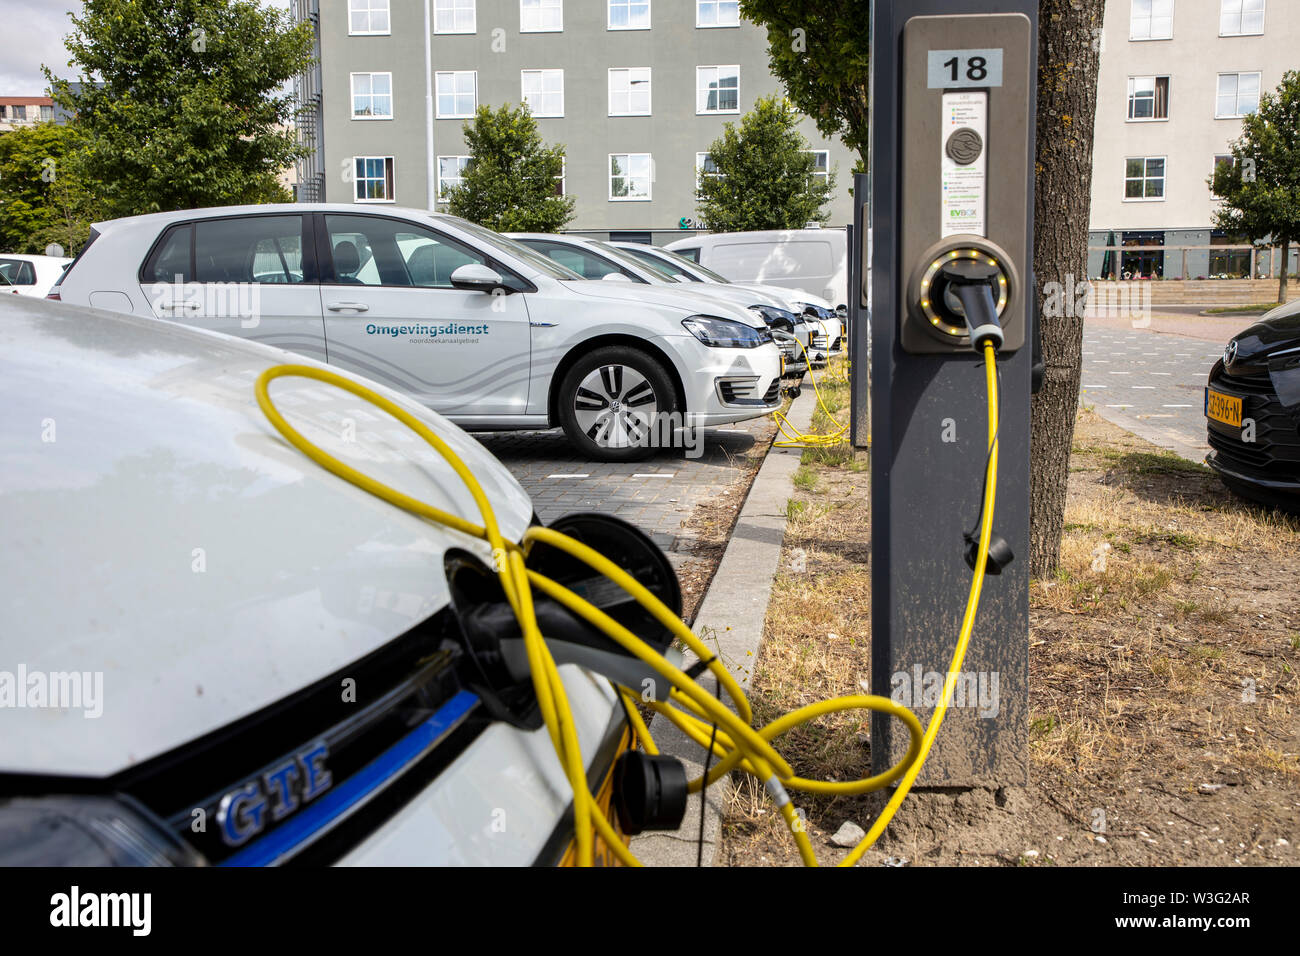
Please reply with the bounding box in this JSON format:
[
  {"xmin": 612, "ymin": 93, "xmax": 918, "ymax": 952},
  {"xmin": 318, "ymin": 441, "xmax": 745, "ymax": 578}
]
[
  {"xmin": 1279, "ymin": 239, "xmax": 1289, "ymax": 304},
  {"xmin": 1029, "ymin": 0, "xmax": 1107, "ymax": 579}
]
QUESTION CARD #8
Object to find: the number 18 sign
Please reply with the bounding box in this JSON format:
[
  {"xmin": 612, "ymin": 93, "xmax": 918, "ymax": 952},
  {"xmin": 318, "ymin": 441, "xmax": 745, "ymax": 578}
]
[{"xmin": 927, "ymin": 49, "xmax": 1003, "ymax": 89}]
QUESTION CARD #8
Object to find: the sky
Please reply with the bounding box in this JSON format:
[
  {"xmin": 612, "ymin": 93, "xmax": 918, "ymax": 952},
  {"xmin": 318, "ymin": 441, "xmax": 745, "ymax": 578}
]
[{"xmin": 0, "ymin": 1, "xmax": 291, "ymax": 97}]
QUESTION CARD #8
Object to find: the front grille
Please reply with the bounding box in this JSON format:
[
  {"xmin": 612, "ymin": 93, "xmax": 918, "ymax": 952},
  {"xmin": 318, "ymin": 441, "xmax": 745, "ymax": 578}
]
[
  {"xmin": 763, "ymin": 379, "xmax": 781, "ymax": 403},
  {"xmin": 716, "ymin": 376, "xmax": 781, "ymax": 406},
  {"xmin": 110, "ymin": 607, "xmax": 484, "ymax": 865},
  {"xmin": 810, "ymin": 333, "xmax": 829, "ymax": 349},
  {"xmin": 1207, "ymin": 369, "xmax": 1300, "ymax": 479}
]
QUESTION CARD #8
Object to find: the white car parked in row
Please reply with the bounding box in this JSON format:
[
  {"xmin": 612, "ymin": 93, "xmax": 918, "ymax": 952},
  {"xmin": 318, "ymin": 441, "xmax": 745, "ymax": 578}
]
[
  {"xmin": 0, "ymin": 294, "xmax": 658, "ymax": 865},
  {"xmin": 0, "ymin": 253, "xmax": 71, "ymax": 297},
  {"xmin": 49, "ymin": 205, "xmax": 783, "ymax": 461}
]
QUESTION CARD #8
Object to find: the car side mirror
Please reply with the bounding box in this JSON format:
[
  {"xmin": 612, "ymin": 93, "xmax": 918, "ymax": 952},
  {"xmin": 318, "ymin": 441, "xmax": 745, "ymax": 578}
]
[
  {"xmin": 450, "ymin": 263, "xmax": 506, "ymax": 292},
  {"xmin": 601, "ymin": 273, "xmax": 633, "ymax": 282}
]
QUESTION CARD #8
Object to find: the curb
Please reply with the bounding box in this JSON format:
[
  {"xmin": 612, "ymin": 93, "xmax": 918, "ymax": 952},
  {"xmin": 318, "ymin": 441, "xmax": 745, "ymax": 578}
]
[{"xmin": 630, "ymin": 386, "xmax": 819, "ymax": 867}]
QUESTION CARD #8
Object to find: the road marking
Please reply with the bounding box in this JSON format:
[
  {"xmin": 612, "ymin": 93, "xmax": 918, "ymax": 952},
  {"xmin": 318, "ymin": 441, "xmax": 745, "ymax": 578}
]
[
  {"xmin": 547, "ymin": 473, "xmax": 589, "ymax": 479},
  {"xmin": 1151, "ymin": 372, "xmax": 1173, "ymax": 375},
  {"xmin": 1106, "ymin": 404, "xmax": 1133, "ymax": 408},
  {"xmin": 1108, "ymin": 371, "xmax": 1131, "ymax": 374},
  {"xmin": 1163, "ymin": 404, "xmax": 1194, "ymax": 408},
  {"xmin": 1132, "ymin": 385, "xmax": 1156, "ymax": 389},
  {"xmin": 1082, "ymin": 384, "xmax": 1107, "ymax": 388}
]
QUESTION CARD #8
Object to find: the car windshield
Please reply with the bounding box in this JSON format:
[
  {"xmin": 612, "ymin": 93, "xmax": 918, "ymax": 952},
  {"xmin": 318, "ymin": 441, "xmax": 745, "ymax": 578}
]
[
  {"xmin": 617, "ymin": 245, "xmax": 702, "ymax": 282},
  {"xmin": 663, "ymin": 248, "xmax": 732, "ymax": 283},
  {"xmin": 438, "ymin": 215, "xmax": 583, "ymax": 280},
  {"xmin": 589, "ymin": 240, "xmax": 673, "ymax": 281}
]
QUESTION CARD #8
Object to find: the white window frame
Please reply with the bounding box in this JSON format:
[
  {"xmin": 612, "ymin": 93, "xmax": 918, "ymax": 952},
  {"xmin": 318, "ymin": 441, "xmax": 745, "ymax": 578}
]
[
  {"xmin": 609, "ymin": 153, "xmax": 652, "ymax": 202},
  {"xmin": 555, "ymin": 158, "xmax": 566, "ymax": 197},
  {"xmin": 696, "ymin": 0, "xmax": 739, "ymax": 28},
  {"xmin": 1219, "ymin": 0, "xmax": 1265, "ymax": 37},
  {"xmin": 608, "ymin": 0, "xmax": 650, "ymax": 30},
  {"xmin": 435, "ymin": 71, "xmax": 478, "ymax": 119},
  {"xmin": 354, "ymin": 156, "xmax": 396, "ymax": 203},
  {"xmin": 1123, "ymin": 156, "xmax": 1167, "ymax": 203},
  {"xmin": 1129, "ymin": 0, "xmax": 1173, "ymax": 41},
  {"xmin": 434, "ymin": 0, "xmax": 476, "ymax": 34},
  {"xmin": 520, "ymin": 0, "xmax": 563, "ymax": 33},
  {"xmin": 696, "ymin": 65, "xmax": 740, "ymax": 115},
  {"xmin": 436, "ymin": 155, "xmax": 471, "ymax": 203},
  {"xmin": 1126, "ymin": 75, "xmax": 1170, "ymax": 122},
  {"xmin": 521, "ymin": 69, "xmax": 564, "ymax": 118},
  {"xmin": 349, "ymin": 0, "xmax": 391, "ymax": 36},
  {"xmin": 608, "ymin": 67, "xmax": 652, "ymax": 116},
  {"xmin": 350, "ymin": 72, "xmax": 394, "ymax": 120},
  {"xmin": 1216, "ymin": 71, "xmax": 1262, "ymax": 119},
  {"xmin": 695, "ymin": 152, "xmax": 722, "ymax": 197},
  {"xmin": 805, "ymin": 149, "xmax": 830, "ymax": 183}
]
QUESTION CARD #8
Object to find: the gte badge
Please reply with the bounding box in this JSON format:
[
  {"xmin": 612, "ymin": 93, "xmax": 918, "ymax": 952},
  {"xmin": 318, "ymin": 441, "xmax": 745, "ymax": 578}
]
[{"xmin": 216, "ymin": 741, "xmax": 332, "ymax": 846}]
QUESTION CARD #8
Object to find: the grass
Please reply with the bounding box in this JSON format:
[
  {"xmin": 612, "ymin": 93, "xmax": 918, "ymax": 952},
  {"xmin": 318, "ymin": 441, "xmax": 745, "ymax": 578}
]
[{"xmin": 1204, "ymin": 302, "xmax": 1282, "ymax": 314}]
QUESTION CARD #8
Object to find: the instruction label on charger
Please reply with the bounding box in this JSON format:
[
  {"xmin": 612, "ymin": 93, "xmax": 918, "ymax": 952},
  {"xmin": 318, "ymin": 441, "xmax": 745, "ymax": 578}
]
[{"xmin": 940, "ymin": 91, "xmax": 988, "ymax": 238}]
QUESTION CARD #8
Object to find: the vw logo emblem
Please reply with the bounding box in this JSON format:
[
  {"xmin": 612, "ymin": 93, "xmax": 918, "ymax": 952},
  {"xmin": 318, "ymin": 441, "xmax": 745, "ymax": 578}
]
[{"xmin": 1224, "ymin": 341, "xmax": 1238, "ymax": 366}]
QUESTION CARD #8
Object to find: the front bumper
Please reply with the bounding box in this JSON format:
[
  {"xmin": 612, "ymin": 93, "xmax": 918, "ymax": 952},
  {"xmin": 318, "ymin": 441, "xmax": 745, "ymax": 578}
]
[
  {"xmin": 1204, "ymin": 360, "xmax": 1300, "ymax": 508},
  {"xmin": 665, "ymin": 336, "xmax": 783, "ymax": 427}
]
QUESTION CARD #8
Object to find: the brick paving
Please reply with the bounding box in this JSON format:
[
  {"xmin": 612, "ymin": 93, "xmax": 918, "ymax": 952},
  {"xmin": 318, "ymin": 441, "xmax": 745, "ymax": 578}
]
[{"xmin": 471, "ymin": 419, "xmax": 775, "ymax": 558}]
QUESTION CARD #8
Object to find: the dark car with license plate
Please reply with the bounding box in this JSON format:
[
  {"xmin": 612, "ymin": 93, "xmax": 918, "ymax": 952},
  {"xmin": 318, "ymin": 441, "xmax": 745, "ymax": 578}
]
[{"xmin": 1205, "ymin": 301, "xmax": 1300, "ymax": 511}]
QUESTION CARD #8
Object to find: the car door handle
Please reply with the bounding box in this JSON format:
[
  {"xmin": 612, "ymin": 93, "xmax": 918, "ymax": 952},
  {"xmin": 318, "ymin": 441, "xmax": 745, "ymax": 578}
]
[
  {"xmin": 327, "ymin": 302, "xmax": 370, "ymax": 312},
  {"xmin": 159, "ymin": 302, "xmax": 200, "ymax": 312}
]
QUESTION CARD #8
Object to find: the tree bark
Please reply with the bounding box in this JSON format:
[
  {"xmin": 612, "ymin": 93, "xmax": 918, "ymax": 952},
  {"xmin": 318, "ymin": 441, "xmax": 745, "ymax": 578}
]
[
  {"xmin": 1029, "ymin": 0, "xmax": 1107, "ymax": 579},
  {"xmin": 1279, "ymin": 239, "xmax": 1290, "ymax": 304}
]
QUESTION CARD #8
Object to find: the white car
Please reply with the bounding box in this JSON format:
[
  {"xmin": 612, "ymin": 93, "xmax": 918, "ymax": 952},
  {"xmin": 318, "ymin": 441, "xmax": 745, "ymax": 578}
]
[
  {"xmin": 0, "ymin": 253, "xmax": 71, "ymax": 297},
  {"xmin": 50, "ymin": 204, "xmax": 783, "ymax": 462},
  {"xmin": 506, "ymin": 232, "xmax": 815, "ymax": 370},
  {"xmin": 0, "ymin": 293, "xmax": 681, "ymax": 865}
]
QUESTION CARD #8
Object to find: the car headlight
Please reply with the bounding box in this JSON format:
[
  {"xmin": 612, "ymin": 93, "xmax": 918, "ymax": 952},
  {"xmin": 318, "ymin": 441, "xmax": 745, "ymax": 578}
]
[
  {"xmin": 0, "ymin": 794, "xmax": 206, "ymax": 866},
  {"xmin": 748, "ymin": 304, "xmax": 798, "ymax": 334},
  {"xmin": 682, "ymin": 315, "xmax": 768, "ymax": 349}
]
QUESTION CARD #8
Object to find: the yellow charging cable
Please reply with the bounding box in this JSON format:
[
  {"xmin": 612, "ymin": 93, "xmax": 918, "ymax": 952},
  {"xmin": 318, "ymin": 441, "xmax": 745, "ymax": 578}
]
[
  {"xmin": 773, "ymin": 336, "xmax": 849, "ymax": 449},
  {"xmin": 253, "ymin": 345, "xmax": 998, "ymax": 866}
]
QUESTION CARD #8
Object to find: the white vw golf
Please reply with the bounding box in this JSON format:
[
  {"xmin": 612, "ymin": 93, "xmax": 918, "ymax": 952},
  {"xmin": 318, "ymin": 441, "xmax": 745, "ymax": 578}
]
[{"xmin": 51, "ymin": 205, "xmax": 783, "ymax": 461}]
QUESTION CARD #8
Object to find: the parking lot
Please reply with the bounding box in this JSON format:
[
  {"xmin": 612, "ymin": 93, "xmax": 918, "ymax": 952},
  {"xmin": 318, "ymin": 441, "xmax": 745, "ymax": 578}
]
[{"xmin": 473, "ymin": 416, "xmax": 777, "ymax": 561}]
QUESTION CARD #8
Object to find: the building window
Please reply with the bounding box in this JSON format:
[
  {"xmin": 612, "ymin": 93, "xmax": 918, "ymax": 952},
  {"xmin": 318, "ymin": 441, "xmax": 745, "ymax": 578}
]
[
  {"xmin": 1217, "ymin": 72, "xmax": 1261, "ymax": 118},
  {"xmin": 1127, "ymin": 76, "xmax": 1170, "ymax": 120},
  {"xmin": 695, "ymin": 152, "xmax": 721, "ymax": 197},
  {"xmin": 39, "ymin": 105, "xmax": 54, "ymax": 122},
  {"xmin": 1124, "ymin": 157, "xmax": 1166, "ymax": 201},
  {"xmin": 521, "ymin": 0, "xmax": 562, "ymax": 32},
  {"xmin": 806, "ymin": 150, "xmax": 830, "ymax": 183},
  {"xmin": 437, "ymin": 155, "xmax": 471, "ymax": 202},
  {"xmin": 1211, "ymin": 154, "xmax": 1237, "ymax": 196},
  {"xmin": 355, "ymin": 156, "xmax": 395, "ymax": 202},
  {"xmin": 521, "ymin": 69, "xmax": 564, "ymax": 117},
  {"xmin": 609, "ymin": 0, "xmax": 650, "ymax": 30},
  {"xmin": 609, "ymin": 68, "xmax": 652, "ymax": 115},
  {"xmin": 11, "ymin": 105, "xmax": 26, "ymax": 122},
  {"xmin": 697, "ymin": 65, "xmax": 739, "ymax": 114},
  {"xmin": 1121, "ymin": 231, "xmax": 1165, "ymax": 279},
  {"xmin": 436, "ymin": 71, "xmax": 477, "ymax": 118},
  {"xmin": 349, "ymin": 0, "xmax": 391, "ymax": 36},
  {"xmin": 1220, "ymin": 0, "xmax": 1264, "ymax": 36},
  {"xmin": 610, "ymin": 153, "xmax": 652, "ymax": 201},
  {"xmin": 434, "ymin": 0, "xmax": 475, "ymax": 34},
  {"xmin": 555, "ymin": 158, "xmax": 566, "ymax": 197},
  {"xmin": 697, "ymin": 0, "xmax": 739, "ymax": 28},
  {"xmin": 351, "ymin": 73, "xmax": 393, "ymax": 119},
  {"xmin": 1129, "ymin": 0, "xmax": 1172, "ymax": 41}
]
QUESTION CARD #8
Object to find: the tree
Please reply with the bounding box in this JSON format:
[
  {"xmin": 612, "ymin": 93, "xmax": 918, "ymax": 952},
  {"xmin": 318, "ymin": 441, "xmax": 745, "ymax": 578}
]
[
  {"xmin": 445, "ymin": 104, "xmax": 574, "ymax": 232},
  {"xmin": 1210, "ymin": 70, "xmax": 1300, "ymax": 304},
  {"xmin": 695, "ymin": 95, "xmax": 836, "ymax": 232},
  {"xmin": 740, "ymin": 1, "xmax": 871, "ymax": 168},
  {"xmin": 44, "ymin": 0, "xmax": 312, "ymax": 218},
  {"xmin": 0, "ymin": 122, "xmax": 95, "ymax": 254},
  {"xmin": 740, "ymin": 0, "xmax": 1107, "ymax": 578}
]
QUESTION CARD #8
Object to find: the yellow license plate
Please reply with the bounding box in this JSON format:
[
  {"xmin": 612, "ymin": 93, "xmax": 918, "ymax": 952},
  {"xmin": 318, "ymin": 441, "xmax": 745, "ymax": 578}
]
[{"xmin": 1206, "ymin": 389, "xmax": 1242, "ymax": 427}]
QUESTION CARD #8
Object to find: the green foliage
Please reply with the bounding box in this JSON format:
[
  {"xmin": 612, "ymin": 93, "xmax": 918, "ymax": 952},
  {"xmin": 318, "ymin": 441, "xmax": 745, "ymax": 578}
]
[
  {"xmin": 44, "ymin": 0, "xmax": 312, "ymax": 218},
  {"xmin": 446, "ymin": 103, "xmax": 574, "ymax": 232},
  {"xmin": 740, "ymin": 1, "xmax": 871, "ymax": 168},
  {"xmin": 1210, "ymin": 70, "xmax": 1300, "ymax": 293},
  {"xmin": 695, "ymin": 95, "xmax": 836, "ymax": 232},
  {"xmin": 0, "ymin": 123, "xmax": 95, "ymax": 254}
]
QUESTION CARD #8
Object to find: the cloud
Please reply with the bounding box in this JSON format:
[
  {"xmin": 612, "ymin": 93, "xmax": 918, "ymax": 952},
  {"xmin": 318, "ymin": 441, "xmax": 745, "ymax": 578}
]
[{"xmin": 0, "ymin": 2, "xmax": 82, "ymax": 96}]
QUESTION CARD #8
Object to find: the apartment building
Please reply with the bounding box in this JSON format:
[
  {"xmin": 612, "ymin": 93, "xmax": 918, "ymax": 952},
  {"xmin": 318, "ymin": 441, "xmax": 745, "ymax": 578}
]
[
  {"xmin": 0, "ymin": 97, "xmax": 55, "ymax": 132},
  {"xmin": 290, "ymin": 0, "xmax": 857, "ymax": 240},
  {"xmin": 1088, "ymin": 0, "xmax": 1299, "ymax": 279}
]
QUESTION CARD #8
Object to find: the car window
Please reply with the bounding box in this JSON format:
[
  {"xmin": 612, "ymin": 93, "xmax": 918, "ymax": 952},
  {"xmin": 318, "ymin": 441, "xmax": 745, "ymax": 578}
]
[
  {"xmin": 620, "ymin": 246, "xmax": 699, "ymax": 281},
  {"xmin": 662, "ymin": 248, "xmax": 731, "ymax": 283},
  {"xmin": 709, "ymin": 240, "xmax": 832, "ymax": 279},
  {"xmin": 194, "ymin": 216, "xmax": 307, "ymax": 284},
  {"xmin": 519, "ymin": 239, "xmax": 636, "ymax": 281},
  {"xmin": 0, "ymin": 259, "xmax": 37, "ymax": 286},
  {"xmin": 438, "ymin": 215, "xmax": 582, "ymax": 280},
  {"xmin": 142, "ymin": 224, "xmax": 193, "ymax": 283},
  {"xmin": 325, "ymin": 214, "xmax": 489, "ymax": 288},
  {"xmin": 674, "ymin": 247, "xmax": 701, "ymax": 263}
]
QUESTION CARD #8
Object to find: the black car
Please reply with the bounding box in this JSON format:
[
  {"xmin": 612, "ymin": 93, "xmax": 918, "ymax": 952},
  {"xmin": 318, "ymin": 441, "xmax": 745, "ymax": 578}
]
[{"xmin": 1205, "ymin": 300, "xmax": 1300, "ymax": 511}]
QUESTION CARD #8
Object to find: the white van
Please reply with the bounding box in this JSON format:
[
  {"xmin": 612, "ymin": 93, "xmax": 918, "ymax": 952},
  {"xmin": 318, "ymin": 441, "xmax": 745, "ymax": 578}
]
[{"xmin": 665, "ymin": 229, "xmax": 849, "ymax": 311}]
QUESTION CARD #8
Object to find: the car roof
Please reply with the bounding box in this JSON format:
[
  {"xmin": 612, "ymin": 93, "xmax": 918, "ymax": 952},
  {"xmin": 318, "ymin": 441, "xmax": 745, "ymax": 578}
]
[{"xmin": 92, "ymin": 203, "xmax": 452, "ymax": 233}]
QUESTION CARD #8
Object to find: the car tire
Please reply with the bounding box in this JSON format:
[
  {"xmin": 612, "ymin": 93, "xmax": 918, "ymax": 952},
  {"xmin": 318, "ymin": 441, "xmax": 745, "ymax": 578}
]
[{"xmin": 557, "ymin": 347, "xmax": 677, "ymax": 462}]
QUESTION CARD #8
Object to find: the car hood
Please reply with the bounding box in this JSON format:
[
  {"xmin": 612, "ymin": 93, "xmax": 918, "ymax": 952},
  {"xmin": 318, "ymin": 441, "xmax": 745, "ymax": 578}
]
[
  {"xmin": 0, "ymin": 298, "xmax": 532, "ymax": 777},
  {"xmin": 730, "ymin": 282, "xmax": 832, "ymax": 311},
  {"xmin": 561, "ymin": 280, "xmax": 767, "ymax": 329}
]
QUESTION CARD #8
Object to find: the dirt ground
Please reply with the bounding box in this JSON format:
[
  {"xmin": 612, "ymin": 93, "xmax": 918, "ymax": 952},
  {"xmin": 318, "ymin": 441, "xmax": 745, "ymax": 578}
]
[{"xmin": 720, "ymin": 397, "xmax": 1299, "ymax": 867}]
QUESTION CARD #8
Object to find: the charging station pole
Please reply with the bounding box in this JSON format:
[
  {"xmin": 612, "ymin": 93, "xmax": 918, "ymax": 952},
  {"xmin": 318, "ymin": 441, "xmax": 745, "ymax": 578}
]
[{"xmin": 856, "ymin": 0, "xmax": 1037, "ymax": 786}]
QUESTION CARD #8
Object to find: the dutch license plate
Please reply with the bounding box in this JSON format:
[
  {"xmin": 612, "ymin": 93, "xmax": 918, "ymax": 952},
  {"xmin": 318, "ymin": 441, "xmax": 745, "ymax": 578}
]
[{"xmin": 1205, "ymin": 388, "xmax": 1242, "ymax": 428}]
